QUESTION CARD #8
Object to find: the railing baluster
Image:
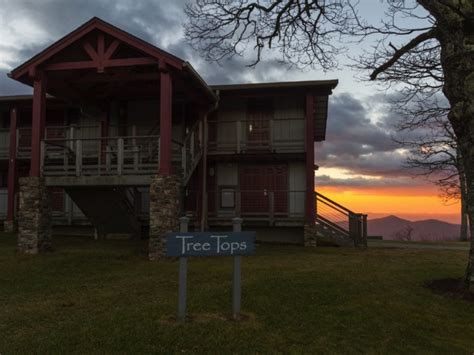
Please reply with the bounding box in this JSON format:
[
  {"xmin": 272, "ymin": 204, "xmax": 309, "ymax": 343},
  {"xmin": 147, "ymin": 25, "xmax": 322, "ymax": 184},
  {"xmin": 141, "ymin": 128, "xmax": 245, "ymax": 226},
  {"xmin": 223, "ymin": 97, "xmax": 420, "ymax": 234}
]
[
  {"xmin": 190, "ymin": 131, "xmax": 195, "ymax": 161},
  {"xmin": 181, "ymin": 142, "xmax": 187, "ymax": 178},
  {"xmin": 75, "ymin": 139, "xmax": 82, "ymax": 177},
  {"xmin": 40, "ymin": 141, "xmax": 45, "ymax": 176},
  {"xmin": 97, "ymin": 139, "xmax": 101, "ymax": 175},
  {"xmin": 117, "ymin": 138, "xmax": 124, "ymax": 176}
]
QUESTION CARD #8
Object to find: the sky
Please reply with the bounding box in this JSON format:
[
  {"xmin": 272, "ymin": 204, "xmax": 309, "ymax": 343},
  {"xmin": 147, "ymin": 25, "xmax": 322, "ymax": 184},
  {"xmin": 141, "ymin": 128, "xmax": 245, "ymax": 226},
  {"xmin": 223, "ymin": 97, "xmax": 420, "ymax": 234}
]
[{"xmin": 0, "ymin": 0, "xmax": 460, "ymax": 224}]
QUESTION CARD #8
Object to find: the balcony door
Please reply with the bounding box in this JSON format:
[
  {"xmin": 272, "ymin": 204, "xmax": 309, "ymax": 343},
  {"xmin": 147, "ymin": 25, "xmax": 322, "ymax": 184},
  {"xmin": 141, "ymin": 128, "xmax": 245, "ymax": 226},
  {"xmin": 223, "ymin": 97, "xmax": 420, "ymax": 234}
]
[
  {"xmin": 246, "ymin": 98, "xmax": 273, "ymax": 149},
  {"xmin": 239, "ymin": 164, "xmax": 288, "ymax": 216}
]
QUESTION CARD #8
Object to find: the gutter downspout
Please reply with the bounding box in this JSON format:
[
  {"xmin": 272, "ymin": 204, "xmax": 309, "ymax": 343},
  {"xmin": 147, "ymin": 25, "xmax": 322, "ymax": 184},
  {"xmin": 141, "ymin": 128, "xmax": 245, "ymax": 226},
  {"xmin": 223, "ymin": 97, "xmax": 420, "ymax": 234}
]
[{"xmin": 200, "ymin": 91, "xmax": 219, "ymax": 231}]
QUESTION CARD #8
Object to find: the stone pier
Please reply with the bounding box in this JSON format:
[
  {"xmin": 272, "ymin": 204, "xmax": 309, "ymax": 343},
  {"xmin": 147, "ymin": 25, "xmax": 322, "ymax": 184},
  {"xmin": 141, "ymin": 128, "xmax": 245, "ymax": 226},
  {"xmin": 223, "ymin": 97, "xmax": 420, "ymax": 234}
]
[
  {"xmin": 148, "ymin": 174, "xmax": 181, "ymax": 260},
  {"xmin": 304, "ymin": 223, "xmax": 318, "ymax": 247},
  {"xmin": 17, "ymin": 177, "xmax": 52, "ymax": 254}
]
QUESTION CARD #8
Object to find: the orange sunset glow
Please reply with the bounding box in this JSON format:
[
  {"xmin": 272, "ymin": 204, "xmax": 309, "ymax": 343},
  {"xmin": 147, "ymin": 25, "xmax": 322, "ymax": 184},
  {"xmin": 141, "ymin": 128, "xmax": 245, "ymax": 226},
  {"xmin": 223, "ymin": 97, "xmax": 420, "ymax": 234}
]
[{"xmin": 317, "ymin": 186, "xmax": 461, "ymax": 224}]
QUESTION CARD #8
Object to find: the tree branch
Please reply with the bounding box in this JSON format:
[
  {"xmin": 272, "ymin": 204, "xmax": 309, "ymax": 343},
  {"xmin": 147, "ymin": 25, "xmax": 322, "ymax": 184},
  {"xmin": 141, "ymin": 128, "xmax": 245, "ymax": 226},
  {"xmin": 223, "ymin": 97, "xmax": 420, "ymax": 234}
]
[{"xmin": 370, "ymin": 28, "xmax": 437, "ymax": 80}]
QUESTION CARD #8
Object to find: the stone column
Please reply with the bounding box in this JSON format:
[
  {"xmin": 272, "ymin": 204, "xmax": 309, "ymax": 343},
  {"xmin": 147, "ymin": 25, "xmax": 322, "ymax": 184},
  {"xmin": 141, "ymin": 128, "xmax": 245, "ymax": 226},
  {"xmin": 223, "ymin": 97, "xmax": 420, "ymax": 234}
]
[
  {"xmin": 148, "ymin": 174, "xmax": 181, "ymax": 260},
  {"xmin": 17, "ymin": 177, "xmax": 52, "ymax": 254},
  {"xmin": 304, "ymin": 223, "xmax": 318, "ymax": 247}
]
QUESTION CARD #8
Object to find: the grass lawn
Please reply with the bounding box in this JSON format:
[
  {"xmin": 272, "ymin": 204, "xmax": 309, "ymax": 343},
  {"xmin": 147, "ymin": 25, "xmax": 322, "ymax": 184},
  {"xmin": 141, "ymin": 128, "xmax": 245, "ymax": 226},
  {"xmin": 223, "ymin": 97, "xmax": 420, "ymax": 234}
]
[{"xmin": 1, "ymin": 233, "xmax": 474, "ymax": 354}]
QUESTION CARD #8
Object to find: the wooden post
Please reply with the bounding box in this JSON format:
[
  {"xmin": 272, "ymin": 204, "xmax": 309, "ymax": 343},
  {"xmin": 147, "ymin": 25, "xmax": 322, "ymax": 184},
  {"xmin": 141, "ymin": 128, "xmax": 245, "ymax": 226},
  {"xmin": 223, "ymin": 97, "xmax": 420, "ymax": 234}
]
[
  {"xmin": 269, "ymin": 191, "xmax": 275, "ymax": 226},
  {"xmin": 159, "ymin": 69, "xmax": 172, "ymax": 175},
  {"xmin": 30, "ymin": 72, "xmax": 47, "ymax": 177},
  {"xmin": 6, "ymin": 107, "xmax": 18, "ymax": 222},
  {"xmin": 232, "ymin": 217, "xmax": 243, "ymax": 320},
  {"xmin": 305, "ymin": 93, "xmax": 315, "ymax": 224},
  {"xmin": 178, "ymin": 216, "xmax": 189, "ymax": 322}
]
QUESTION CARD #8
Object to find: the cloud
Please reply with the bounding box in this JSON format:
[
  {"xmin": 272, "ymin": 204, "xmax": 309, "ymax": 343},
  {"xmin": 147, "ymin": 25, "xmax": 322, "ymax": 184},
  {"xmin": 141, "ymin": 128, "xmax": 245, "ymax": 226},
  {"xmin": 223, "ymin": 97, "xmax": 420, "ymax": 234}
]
[
  {"xmin": 0, "ymin": 0, "xmax": 303, "ymax": 92},
  {"xmin": 314, "ymin": 92, "xmax": 432, "ymax": 188},
  {"xmin": 316, "ymin": 174, "xmax": 425, "ymax": 188}
]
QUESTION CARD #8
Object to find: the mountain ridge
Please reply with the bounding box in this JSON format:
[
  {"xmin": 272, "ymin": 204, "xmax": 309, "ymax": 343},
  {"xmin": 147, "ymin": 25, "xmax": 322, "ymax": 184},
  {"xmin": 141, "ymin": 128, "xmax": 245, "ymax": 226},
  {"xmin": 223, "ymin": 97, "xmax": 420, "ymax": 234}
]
[{"xmin": 367, "ymin": 215, "xmax": 461, "ymax": 241}]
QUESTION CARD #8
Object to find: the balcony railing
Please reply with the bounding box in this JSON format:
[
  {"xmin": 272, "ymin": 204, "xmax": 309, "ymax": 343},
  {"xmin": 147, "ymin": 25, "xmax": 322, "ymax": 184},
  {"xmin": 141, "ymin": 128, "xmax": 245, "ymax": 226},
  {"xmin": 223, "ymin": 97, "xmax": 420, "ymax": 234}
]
[
  {"xmin": 185, "ymin": 189, "xmax": 306, "ymax": 225},
  {"xmin": 39, "ymin": 122, "xmax": 203, "ymax": 180},
  {"xmin": 41, "ymin": 136, "xmax": 163, "ymax": 176},
  {"xmin": 207, "ymin": 117, "xmax": 305, "ymax": 154},
  {"xmin": 0, "ymin": 129, "xmax": 9, "ymax": 159}
]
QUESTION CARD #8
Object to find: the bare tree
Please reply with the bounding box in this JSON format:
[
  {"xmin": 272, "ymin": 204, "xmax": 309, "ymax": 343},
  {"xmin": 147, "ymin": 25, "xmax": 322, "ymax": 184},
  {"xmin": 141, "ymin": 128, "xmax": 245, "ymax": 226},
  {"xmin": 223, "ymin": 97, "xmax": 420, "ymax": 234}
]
[
  {"xmin": 355, "ymin": 6, "xmax": 469, "ymax": 240},
  {"xmin": 185, "ymin": 0, "xmax": 474, "ymax": 292}
]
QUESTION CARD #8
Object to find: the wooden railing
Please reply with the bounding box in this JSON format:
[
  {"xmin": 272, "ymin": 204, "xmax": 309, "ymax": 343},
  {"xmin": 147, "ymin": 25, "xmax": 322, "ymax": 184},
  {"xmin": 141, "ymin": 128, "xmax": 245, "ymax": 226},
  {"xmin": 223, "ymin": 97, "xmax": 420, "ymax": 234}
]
[
  {"xmin": 207, "ymin": 117, "xmax": 305, "ymax": 154},
  {"xmin": 186, "ymin": 189, "xmax": 306, "ymax": 225},
  {"xmin": 40, "ymin": 124, "xmax": 204, "ymax": 180},
  {"xmin": 181, "ymin": 121, "xmax": 203, "ymax": 184},
  {"xmin": 0, "ymin": 129, "xmax": 9, "ymax": 159},
  {"xmin": 315, "ymin": 191, "xmax": 367, "ymax": 247},
  {"xmin": 41, "ymin": 135, "xmax": 164, "ymax": 176}
]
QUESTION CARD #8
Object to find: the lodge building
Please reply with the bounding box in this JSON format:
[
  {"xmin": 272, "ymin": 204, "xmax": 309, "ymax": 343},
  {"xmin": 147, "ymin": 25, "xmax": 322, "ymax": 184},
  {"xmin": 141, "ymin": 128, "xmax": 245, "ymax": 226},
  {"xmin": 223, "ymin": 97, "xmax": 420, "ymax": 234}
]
[{"xmin": 0, "ymin": 18, "xmax": 367, "ymax": 258}]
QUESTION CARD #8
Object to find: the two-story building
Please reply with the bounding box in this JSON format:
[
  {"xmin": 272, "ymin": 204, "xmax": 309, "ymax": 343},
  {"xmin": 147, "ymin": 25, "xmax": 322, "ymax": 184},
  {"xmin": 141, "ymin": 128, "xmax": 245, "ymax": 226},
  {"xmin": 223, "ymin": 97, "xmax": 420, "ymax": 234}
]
[{"xmin": 0, "ymin": 18, "xmax": 367, "ymax": 258}]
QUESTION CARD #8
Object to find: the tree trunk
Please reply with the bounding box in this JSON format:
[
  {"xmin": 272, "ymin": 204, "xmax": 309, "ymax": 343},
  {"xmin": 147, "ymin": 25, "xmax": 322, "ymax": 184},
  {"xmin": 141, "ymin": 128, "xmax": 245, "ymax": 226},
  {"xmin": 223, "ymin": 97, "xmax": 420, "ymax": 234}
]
[
  {"xmin": 460, "ymin": 199, "xmax": 469, "ymax": 241},
  {"xmin": 424, "ymin": 2, "xmax": 474, "ymax": 292},
  {"xmin": 458, "ymin": 151, "xmax": 469, "ymax": 241}
]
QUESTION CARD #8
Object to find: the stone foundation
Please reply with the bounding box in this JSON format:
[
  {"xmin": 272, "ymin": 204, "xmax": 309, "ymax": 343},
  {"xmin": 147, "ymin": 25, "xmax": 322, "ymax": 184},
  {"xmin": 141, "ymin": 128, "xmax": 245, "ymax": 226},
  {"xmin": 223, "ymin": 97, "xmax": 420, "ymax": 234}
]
[
  {"xmin": 148, "ymin": 174, "xmax": 181, "ymax": 260},
  {"xmin": 17, "ymin": 177, "xmax": 52, "ymax": 254},
  {"xmin": 304, "ymin": 223, "xmax": 318, "ymax": 247},
  {"xmin": 3, "ymin": 220, "xmax": 17, "ymax": 233}
]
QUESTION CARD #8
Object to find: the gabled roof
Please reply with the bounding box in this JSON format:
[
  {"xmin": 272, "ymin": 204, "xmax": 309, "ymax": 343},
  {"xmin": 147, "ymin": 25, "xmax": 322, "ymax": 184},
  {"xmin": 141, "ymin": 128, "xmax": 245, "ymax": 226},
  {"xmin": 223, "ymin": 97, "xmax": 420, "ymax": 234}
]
[
  {"xmin": 211, "ymin": 79, "xmax": 338, "ymax": 92},
  {"xmin": 9, "ymin": 17, "xmax": 183, "ymax": 79},
  {"xmin": 8, "ymin": 17, "xmax": 216, "ymax": 101}
]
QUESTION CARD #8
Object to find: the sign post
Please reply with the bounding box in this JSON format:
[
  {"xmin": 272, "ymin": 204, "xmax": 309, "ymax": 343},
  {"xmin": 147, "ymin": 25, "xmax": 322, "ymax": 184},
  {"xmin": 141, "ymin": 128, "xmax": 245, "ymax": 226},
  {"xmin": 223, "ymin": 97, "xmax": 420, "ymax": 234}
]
[
  {"xmin": 232, "ymin": 217, "xmax": 242, "ymax": 320},
  {"xmin": 178, "ymin": 216, "xmax": 189, "ymax": 323},
  {"xmin": 166, "ymin": 219, "xmax": 255, "ymax": 322}
]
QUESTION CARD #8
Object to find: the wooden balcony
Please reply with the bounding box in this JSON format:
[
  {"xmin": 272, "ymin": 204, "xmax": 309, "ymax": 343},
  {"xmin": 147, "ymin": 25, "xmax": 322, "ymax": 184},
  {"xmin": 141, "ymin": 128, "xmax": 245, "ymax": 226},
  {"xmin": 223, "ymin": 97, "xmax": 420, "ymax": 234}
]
[
  {"xmin": 0, "ymin": 121, "xmax": 199, "ymax": 186},
  {"xmin": 207, "ymin": 117, "xmax": 305, "ymax": 155}
]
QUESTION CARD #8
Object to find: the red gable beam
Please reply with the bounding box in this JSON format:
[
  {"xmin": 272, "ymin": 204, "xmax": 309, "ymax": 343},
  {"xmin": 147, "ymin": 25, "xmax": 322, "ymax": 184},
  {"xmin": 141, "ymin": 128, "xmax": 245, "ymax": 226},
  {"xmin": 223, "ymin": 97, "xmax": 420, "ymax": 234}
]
[{"xmin": 44, "ymin": 57, "xmax": 157, "ymax": 71}]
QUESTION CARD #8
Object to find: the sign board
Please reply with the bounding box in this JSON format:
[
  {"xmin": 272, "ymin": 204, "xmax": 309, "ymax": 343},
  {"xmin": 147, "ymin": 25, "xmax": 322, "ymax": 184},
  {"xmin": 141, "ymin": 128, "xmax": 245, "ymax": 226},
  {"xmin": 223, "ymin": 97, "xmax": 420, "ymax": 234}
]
[{"xmin": 166, "ymin": 232, "xmax": 256, "ymax": 257}]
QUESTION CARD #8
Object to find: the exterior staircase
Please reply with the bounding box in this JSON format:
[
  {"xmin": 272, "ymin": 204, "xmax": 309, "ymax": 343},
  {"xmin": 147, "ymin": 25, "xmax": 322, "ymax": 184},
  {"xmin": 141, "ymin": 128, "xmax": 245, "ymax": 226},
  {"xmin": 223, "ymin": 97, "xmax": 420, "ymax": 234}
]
[
  {"xmin": 55, "ymin": 122, "xmax": 204, "ymax": 237},
  {"xmin": 65, "ymin": 186, "xmax": 142, "ymax": 238},
  {"xmin": 315, "ymin": 191, "xmax": 367, "ymax": 247}
]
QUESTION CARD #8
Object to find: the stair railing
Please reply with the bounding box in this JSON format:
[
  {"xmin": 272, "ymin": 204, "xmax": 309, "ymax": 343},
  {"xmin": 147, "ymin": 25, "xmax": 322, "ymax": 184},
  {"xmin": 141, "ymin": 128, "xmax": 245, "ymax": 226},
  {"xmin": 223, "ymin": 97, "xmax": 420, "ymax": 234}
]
[
  {"xmin": 181, "ymin": 120, "xmax": 203, "ymax": 184},
  {"xmin": 315, "ymin": 191, "xmax": 367, "ymax": 247}
]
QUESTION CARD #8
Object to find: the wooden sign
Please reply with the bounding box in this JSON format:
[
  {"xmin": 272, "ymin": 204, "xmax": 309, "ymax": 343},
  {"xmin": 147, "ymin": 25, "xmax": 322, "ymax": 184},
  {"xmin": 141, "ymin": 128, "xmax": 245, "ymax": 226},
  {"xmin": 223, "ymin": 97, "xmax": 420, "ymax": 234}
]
[{"xmin": 166, "ymin": 232, "xmax": 256, "ymax": 257}]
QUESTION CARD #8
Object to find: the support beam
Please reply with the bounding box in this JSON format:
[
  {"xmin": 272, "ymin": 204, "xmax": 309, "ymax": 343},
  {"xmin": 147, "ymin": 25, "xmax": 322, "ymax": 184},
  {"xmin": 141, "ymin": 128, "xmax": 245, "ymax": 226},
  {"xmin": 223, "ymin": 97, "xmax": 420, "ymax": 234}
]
[
  {"xmin": 6, "ymin": 107, "xmax": 18, "ymax": 223},
  {"xmin": 305, "ymin": 93, "xmax": 315, "ymax": 224},
  {"xmin": 30, "ymin": 74, "xmax": 47, "ymax": 177},
  {"xmin": 44, "ymin": 57, "xmax": 156, "ymax": 71},
  {"xmin": 97, "ymin": 33, "xmax": 105, "ymax": 73},
  {"xmin": 104, "ymin": 39, "xmax": 120, "ymax": 59},
  {"xmin": 159, "ymin": 70, "xmax": 172, "ymax": 175}
]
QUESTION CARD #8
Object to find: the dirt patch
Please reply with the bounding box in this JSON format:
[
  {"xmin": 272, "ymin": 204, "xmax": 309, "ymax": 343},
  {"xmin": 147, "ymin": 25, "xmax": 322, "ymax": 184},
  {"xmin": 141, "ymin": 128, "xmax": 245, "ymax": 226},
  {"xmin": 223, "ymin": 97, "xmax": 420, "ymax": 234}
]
[
  {"xmin": 160, "ymin": 312, "xmax": 256, "ymax": 324},
  {"xmin": 424, "ymin": 278, "xmax": 474, "ymax": 302}
]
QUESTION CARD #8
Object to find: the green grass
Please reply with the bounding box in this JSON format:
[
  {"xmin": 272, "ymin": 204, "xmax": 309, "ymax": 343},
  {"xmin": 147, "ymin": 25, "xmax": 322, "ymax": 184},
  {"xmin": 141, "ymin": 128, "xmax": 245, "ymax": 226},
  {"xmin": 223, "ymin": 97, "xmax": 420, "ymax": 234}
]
[{"xmin": 1, "ymin": 234, "xmax": 473, "ymax": 354}]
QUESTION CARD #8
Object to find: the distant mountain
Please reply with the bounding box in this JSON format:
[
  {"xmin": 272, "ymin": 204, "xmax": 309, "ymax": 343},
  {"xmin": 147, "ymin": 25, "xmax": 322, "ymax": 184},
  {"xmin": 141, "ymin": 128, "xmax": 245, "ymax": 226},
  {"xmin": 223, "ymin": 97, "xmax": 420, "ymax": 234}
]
[{"xmin": 367, "ymin": 215, "xmax": 462, "ymax": 241}]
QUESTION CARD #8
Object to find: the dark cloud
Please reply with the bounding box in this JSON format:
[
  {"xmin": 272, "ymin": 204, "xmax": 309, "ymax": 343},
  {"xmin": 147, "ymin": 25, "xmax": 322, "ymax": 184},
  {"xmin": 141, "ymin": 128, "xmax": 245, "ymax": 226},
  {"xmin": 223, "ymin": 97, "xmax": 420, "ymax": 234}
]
[
  {"xmin": 0, "ymin": 0, "xmax": 296, "ymax": 90},
  {"xmin": 316, "ymin": 93, "xmax": 417, "ymax": 182}
]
